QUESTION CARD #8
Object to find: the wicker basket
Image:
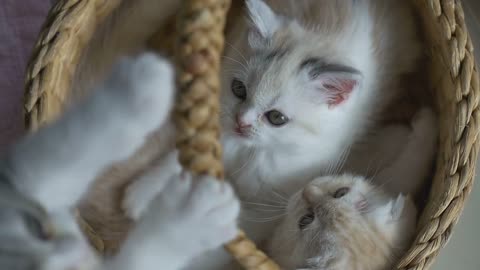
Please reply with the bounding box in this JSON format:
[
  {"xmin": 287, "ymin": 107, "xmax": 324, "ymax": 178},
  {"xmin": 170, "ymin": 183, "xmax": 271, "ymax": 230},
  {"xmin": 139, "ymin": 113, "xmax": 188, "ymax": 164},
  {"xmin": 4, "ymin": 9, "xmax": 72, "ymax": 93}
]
[{"xmin": 23, "ymin": 0, "xmax": 480, "ymax": 269}]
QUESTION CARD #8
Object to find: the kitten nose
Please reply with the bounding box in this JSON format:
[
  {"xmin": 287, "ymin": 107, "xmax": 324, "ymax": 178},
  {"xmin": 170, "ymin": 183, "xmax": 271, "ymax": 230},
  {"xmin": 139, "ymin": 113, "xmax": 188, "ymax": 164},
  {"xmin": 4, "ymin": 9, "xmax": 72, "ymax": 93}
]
[
  {"xmin": 302, "ymin": 184, "xmax": 322, "ymax": 205},
  {"xmin": 235, "ymin": 114, "xmax": 252, "ymax": 130}
]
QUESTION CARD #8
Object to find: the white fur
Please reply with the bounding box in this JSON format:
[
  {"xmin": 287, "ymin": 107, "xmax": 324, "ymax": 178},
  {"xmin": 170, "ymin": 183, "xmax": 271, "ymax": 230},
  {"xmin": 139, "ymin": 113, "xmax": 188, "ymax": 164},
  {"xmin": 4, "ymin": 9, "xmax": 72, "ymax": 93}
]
[
  {"xmin": 220, "ymin": 0, "xmax": 420, "ymax": 200},
  {"xmin": 246, "ymin": 0, "xmax": 283, "ymax": 48},
  {"xmin": 122, "ymin": 150, "xmax": 181, "ymax": 220},
  {"xmin": 246, "ymin": 0, "xmax": 282, "ymax": 38},
  {"xmin": 107, "ymin": 171, "xmax": 239, "ymax": 270},
  {"xmin": 5, "ymin": 53, "xmax": 174, "ymax": 212},
  {"xmin": 0, "ymin": 53, "xmax": 240, "ymax": 270}
]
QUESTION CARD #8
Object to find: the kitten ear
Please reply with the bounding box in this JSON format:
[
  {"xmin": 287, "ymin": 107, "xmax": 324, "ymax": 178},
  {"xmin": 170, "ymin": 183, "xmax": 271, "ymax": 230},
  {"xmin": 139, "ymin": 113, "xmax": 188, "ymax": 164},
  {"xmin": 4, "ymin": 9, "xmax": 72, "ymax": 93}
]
[
  {"xmin": 378, "ymin": 194, "xmax": 410, "ymax": 222},
  {"xmin": 312, "ymin": 72, "xmax": 362, "ymax": 108},
  {"xmin": 390, "ymin": 194, "xmax": 407, "ymax": 220},
  {"xmin": 246, "ymin": 0, "xmax": 283, "ymax": 48}
]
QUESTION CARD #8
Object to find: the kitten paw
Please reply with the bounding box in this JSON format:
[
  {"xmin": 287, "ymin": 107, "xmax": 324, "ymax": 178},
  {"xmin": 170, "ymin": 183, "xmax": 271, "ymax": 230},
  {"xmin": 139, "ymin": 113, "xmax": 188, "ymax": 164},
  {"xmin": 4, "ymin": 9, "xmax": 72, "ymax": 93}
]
[
  {"xmin": 0, "ymin": 209, "xmax": 98, "ymax": 270},
  {"xmin": 39, "ymin": 235, "xmax": 99, "ymax": 270},
  {"xmin": 107, "ymin": 52, "xmax": 175, "ymax": 133},
  {"xmin": 122, "ymin": 150, "xmax": 181, "ymax": 220},
  {"xmin": 141, "ymin": 172, "xmax": 240, "ymax": 257}
]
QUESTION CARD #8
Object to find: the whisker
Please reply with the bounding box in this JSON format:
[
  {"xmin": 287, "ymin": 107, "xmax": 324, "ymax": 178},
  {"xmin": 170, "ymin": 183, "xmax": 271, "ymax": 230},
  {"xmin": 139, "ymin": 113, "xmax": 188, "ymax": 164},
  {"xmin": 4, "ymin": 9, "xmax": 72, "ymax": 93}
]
[
  {"xmin": 225, "ymin": 42, "xmax": 249, "ymax": 64},
  {"xmin": 271, "ymin": 188, "xmax": 290, "ymax": 203},
  {"xmin": 222, "ymin": 56, "xmax": 248, "ymax": 70},
  {"xmin": 242, "ymin": 214, "xmax": 287, "ymax": 223},
  {"xmin": 229, "ymin": 148, "xmax": 256, "ymax": 176},
  {"xmin": 242, "ymin": 201, "xmax": 286, "ymax": 209}
]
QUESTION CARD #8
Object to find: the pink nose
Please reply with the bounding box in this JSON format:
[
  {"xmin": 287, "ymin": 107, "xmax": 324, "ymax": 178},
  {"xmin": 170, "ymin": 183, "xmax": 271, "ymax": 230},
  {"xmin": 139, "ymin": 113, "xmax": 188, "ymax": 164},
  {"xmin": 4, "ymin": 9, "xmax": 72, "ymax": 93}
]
[{"xmin": 235, "ymin": 114, "xmax": 251, "ymax": 134}]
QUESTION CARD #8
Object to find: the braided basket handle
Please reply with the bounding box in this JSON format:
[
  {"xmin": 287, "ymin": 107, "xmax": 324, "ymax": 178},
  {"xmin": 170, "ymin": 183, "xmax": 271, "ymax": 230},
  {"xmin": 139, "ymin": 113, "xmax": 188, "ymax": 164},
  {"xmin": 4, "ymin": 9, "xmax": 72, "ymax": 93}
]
[{"xmin": 174, "ymin": 0, "xmax": 279, "ymax": 269}]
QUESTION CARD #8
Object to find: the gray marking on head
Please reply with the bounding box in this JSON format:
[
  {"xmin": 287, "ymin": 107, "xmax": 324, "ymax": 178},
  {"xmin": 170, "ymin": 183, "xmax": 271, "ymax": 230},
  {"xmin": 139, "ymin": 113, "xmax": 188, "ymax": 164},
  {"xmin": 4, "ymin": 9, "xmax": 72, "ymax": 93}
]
[
  {"xmin": 265, "ymin": 48, "xmax": 289, "ymax": 63},
  {"xmin": 299, "ymin": 58, "xmax": 360, "ymax": 78},
  {"xmin": 254, "ymin": 47, "xmax": 291, "ymax": 66}
]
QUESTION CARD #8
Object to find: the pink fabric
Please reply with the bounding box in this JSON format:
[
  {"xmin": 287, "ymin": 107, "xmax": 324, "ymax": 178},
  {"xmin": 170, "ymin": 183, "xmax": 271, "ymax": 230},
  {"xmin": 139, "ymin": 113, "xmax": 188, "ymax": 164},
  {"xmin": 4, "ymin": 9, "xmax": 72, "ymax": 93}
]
[{"xmin": 0, "ymin": 0, "xmax": 51, "ymax": 153}]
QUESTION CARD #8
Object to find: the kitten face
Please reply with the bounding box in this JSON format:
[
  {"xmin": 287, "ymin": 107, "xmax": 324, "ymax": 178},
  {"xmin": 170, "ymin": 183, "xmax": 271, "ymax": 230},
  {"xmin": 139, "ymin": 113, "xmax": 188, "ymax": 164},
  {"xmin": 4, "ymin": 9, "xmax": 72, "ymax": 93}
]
[
  {"xmin": 268, "ymin": 174, "xmax": 416, "ymax": 269},
  {"xmin": 221, "ymin": 0, "xmax": 365, "ymax": 156},
  {"xmin": 295, "ymin": 174, "xmax": 377, "ymax": 222},
  {"xmin": 286, "ymin": 175, "xmax": 378, "ymax": 246}
]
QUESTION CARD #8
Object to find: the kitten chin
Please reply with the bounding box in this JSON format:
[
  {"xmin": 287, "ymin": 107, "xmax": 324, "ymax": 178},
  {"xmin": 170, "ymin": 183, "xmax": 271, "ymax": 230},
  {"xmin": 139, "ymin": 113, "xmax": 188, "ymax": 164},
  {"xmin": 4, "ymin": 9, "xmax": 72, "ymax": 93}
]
[{"xmin": 267, "ymin": 174, "xmax": 417, "ymax": 270}]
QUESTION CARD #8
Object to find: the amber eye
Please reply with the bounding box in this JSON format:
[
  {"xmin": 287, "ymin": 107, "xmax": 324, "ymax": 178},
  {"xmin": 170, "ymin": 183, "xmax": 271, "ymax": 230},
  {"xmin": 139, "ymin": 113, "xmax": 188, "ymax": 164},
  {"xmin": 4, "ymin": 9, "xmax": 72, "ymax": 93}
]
[
  {"xmin": 231, "ymin": 78, "xmax": 247, "ymax": 100},
  {"xmin": 265, "ymin": 110, "xmax": 289, "ymax": 126},
  {"xmin": 333, "ymin": 187, "xmax": 350, "ymax": 198},
  {"xmin": 298, "ymin": 210, "xmax": 315, "ymax": 230}
]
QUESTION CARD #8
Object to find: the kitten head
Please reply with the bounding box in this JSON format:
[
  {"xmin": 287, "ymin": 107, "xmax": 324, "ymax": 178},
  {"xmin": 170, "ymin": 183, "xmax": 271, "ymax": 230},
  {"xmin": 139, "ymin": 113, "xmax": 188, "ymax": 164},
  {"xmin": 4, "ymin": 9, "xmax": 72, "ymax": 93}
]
[
  {"xmin": 268, "ymin": 174, "xmax": 417, "ymax": 269},
  {"xmin": 221, "ymin": 0, "xmax": 374, "ymax": 159}
]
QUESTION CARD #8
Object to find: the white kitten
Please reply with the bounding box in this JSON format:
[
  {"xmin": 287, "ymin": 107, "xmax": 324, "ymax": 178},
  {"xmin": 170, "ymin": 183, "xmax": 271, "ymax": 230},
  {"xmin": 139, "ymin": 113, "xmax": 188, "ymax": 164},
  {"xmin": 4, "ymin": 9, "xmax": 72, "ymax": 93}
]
[
  {"xmin": 0, "ymin": 53, "xmax": 239, "ymax": 270},
  {"xmin": 221, "ymin": 0, "xmax": 420, "ymax": 200}
]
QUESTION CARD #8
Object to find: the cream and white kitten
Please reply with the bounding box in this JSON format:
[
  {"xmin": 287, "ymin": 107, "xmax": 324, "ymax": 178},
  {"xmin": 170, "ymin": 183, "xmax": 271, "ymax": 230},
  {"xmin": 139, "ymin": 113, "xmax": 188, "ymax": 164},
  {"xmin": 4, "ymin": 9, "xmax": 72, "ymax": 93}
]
[
  {"xmin": 268, "ymin": 174, "xmax": 417, "ymax": 270},
  {"xmin": 0, "ymin": 53, "xmax": 239, "ymax": 270}
]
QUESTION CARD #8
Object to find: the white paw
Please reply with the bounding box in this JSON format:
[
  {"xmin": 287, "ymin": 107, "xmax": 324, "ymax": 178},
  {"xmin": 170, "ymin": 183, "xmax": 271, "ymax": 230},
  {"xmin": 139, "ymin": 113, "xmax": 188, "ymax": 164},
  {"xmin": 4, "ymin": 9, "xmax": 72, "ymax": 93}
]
[
  {"xmin": 40, "ymin": 210, "xmax": 99, "ymax": 270},
  {"xmin": 141, "ymin": 172, "xmax": 240, "ymax": 257},
  {"xmin": 123, "ymin": 150, "xmax": 181, "ymax": 220},
  {"xmin": 0, "ymin": 209, "xmax": 98, "ymax": 270},
  {"xmin": 107, "ymin": 52, "xmax": 175, "ymax": 133},
  {"xmin": 39, "ymin": 235, "xmax": 99, "ymax": 270}
]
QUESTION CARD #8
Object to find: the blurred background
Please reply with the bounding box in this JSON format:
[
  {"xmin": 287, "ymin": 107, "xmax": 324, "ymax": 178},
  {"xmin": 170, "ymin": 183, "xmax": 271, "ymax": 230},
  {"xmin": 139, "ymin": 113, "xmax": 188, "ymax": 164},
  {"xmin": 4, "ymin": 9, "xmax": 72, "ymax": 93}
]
[{"xmin": 0, "ymin": 1, "xmax": 478, "ymax": 269}]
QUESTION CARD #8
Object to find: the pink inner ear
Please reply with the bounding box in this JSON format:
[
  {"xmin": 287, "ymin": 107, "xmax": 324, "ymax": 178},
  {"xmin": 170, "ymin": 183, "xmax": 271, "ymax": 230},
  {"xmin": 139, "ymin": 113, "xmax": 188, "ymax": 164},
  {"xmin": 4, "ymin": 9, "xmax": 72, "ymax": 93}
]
[{"xmin": 323, "ymin": 79, "xmax": 357, "ymax": 108}]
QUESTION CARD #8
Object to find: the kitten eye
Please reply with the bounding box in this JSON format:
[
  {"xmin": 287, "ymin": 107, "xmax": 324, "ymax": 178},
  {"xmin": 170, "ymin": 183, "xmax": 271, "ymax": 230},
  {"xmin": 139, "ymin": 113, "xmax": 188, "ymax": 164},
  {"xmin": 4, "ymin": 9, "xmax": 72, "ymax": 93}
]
[
  {"xmin": 231, "ymin": 79, "xmax": 247, "ymax": 100},
  {"xmin": 333, "ymin": 187, "xmax": 350, "ymax": 198},
  {"xmin": 265, "ymin": 110, "xmax": 289, "ymax": 126},
  {"xmin": 298, "ymin": 210, "xmax": 315, "ymax": 230}
]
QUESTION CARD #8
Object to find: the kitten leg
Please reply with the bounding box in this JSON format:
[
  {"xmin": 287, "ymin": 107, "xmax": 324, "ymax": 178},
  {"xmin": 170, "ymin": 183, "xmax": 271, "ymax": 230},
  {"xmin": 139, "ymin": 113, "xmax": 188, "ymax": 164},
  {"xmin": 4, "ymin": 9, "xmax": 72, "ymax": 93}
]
[
  {"xmin": 107, "ymin": 172, "xmax": 240, "ymax": 270},
  {"xmin": 37, "ymin": 210, "xmax": 100, "ymax": 270},
  {"xmin": 122, "ymin": 150, "xmax": 181, "ymax": 220},
  {"xmin": 3, "ymin": 52, "xmax": 174, "ymax": 212},
  {"xmin": 375, "ymin": 108, "xmax": 438, "ymax": 196},
  {"xmin": 0, "ymin": 208, "xmax": 99, "ymax": 270}
]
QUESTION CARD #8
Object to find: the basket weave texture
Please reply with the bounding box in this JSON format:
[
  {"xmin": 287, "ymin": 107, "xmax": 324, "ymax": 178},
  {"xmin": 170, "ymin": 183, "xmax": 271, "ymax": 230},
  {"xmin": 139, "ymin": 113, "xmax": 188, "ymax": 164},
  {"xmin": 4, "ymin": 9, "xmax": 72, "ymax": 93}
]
[{"xmin": 23, "ymin": 0, "xmax": 480, "ymax": 269}]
